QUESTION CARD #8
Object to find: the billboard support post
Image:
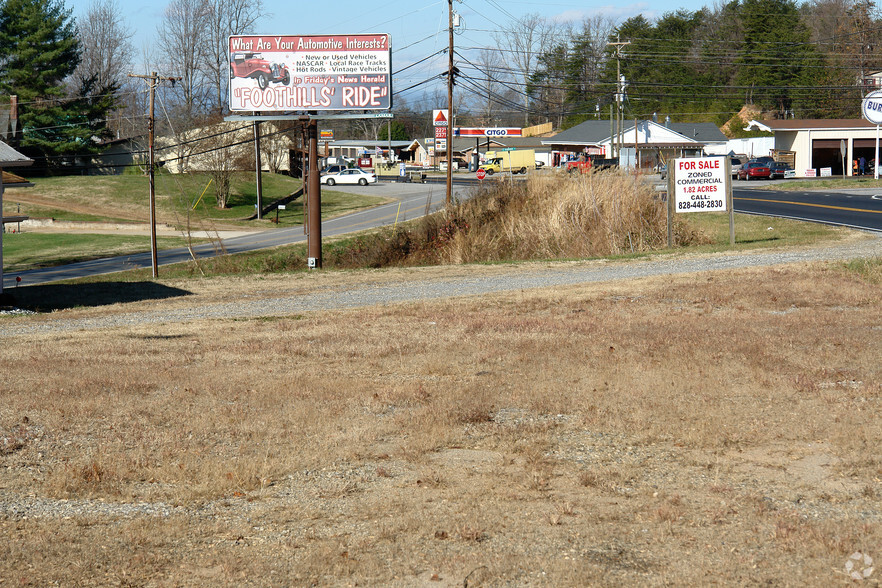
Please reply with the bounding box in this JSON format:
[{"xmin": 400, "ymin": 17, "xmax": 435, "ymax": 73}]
[
  {"xmin": 727, "ymin": 158, "xmax": 734, "ymax": 246},
  {"xmin": 253, "ymin": 120, "xmax": 263, "ymax": 219},
  {"xmin": 307, "ymin": 119, "xmax": 322, "ymax": 269}
]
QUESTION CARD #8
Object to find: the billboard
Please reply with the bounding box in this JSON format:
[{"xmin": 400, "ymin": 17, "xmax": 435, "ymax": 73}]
[{"xmin": 229, "ymin": 34, "xmax": 391, "ymax": 112}]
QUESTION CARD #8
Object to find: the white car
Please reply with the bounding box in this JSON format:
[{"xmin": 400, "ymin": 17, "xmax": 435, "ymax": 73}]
[{"xmin": 321, "ymin": 168, "xmax": 377, "ymax": 186}]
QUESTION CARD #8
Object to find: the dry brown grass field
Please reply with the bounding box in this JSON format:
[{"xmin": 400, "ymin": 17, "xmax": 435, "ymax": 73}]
[{"xmin": 1, "ymin": 255, "xmax": 881, "ymax": 586}]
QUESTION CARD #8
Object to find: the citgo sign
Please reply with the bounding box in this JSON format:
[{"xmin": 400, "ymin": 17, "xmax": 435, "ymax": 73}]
[{"xmin": 455, "ymin": 128, "xmax": 522, "ymax": 137}]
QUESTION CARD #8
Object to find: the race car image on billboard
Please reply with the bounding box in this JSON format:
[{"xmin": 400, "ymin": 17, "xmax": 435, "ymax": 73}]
[
  {"xmin": 230, "ymin": 52, "xmax": 291, "ymax": 89},
  {"xmin": 228, "ymin": 34, "xmax": 391, "ymax": 112}
]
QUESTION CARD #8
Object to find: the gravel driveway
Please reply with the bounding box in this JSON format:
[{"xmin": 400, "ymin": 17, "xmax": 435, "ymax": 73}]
[{"xmin": 2, "ymin": 234, "xmax": 880, "ymax": 336}]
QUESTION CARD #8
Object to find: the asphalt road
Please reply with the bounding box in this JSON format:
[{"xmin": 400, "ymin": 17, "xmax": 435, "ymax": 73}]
[
  {"xmin": 4, "ymin": 176, "xmax": 882, "ymax": 289},
  {"xmin": 732, "ymin": 184, "xmax": 882, "ymax": 232}
]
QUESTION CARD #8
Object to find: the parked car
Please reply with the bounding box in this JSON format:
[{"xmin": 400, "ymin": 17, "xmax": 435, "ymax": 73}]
[
  {"xmin": 230, "ymin": 52, "xmax": 290, "ymax": 89},
  {"xmin": 752, "ymin": 156, "xmax": 775, "ymax": 167},
  {"xmin": 320, "ymin": 168, "xmax": 377, "ymax": 186},
  {"xmin": 737, "ymin": 161, "xmax": 772, "ymax": 180},
  {"xmin": 769, "ymin": 161, "xmax": 793, "ymax": 179},
  {"xmin": 321, "ymin": 164, "xmax": 350, "ymax": 175},
  {"xmin": 659, "ymin": 163, "xmax": 667, "ymax": 179},
  {"xmin": 730, "ymin": 157, "xmax": 744, "ymax": 179}
]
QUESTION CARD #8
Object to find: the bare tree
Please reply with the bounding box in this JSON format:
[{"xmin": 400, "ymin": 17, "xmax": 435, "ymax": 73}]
[
  {"xmin": 68, "ymin": 0, "xmax": 136, "ymax": 141},
  {"xmin": 471, "ymin": 48, "xmax": 506, "ymax": 125},
  {"xmin": 157, "ymin": 0, "xmax": 210, "ymax": 119},
  {"xmin": 260, "ymin": 122, "xmax": 293, "ymax": 174},
  {"xmin": 73, "ymin": 0, "xmax": 133, "ymax": 92},
  {"xmin": 350, "ymin": 117, "xmax": 386, "ymax": 141},
  {"xmin": 201, "ymin": 0, "xmax": 265, "ymax": 113},
  {"xmin": 493, "ymin": 14, "xmax": 562, "ymax": 125}
]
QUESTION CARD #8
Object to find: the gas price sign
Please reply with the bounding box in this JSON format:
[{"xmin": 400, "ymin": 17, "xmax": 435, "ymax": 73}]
[{"xmin": 672, "ymin": 156, "xmax": 728, "ymax": 213}]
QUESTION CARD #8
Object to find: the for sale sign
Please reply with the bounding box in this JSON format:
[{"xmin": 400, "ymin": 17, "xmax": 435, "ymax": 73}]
[
  {"xmin": 229, "ymin": 34, "xmax": 391, "ymax": 112},
  {"xmin": 672, "ymin": 156, "xmax": 728, "ymax": 213}
]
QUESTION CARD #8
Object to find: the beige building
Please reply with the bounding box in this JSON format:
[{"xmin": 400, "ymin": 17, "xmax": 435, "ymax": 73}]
[
  {"xmin": 747, "ymin": 119, "xmax": 880, "ymax": 177},
  {"xmin": 157, "ymin": 121, "xmax": 292, "ymax": 174}
]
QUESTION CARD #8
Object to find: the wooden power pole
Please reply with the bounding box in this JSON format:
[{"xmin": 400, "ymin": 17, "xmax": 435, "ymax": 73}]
[{"xmin": 129, "ymin": 72, "xmax": 180, "ymax": 278}]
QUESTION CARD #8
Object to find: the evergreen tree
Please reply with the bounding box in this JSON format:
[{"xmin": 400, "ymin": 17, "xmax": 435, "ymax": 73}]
[
  {"xmin": 0, "ymin": 0, "xmax": 87, "ymax": 159},
  {"xmin": 377, "ymin": 120, "xmax": 409, "ymax": 141},
  {"xmin": 734, "ymin": 0, "xmax": 818, "ymax": 115}
]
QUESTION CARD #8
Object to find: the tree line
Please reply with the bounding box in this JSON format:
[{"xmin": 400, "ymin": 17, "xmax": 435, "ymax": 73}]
[
  {"xmin": 1, "ymin": 0, "xmax": 881, "ymax": 168},
  {"xmin": 522, "ymin": 0, "xmax": 882, "ymax": 131}
]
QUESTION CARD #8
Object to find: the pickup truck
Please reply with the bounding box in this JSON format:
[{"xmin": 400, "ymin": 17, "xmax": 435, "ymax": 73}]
[{"xmin": 565, "ymin": 157, "xmax": 618, "ymax": 173}]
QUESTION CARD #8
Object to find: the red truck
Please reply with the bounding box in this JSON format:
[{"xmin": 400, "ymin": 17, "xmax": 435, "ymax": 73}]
[{"xmin": 565, "ymin": 157, "xmax": 618, "ymax": 173}]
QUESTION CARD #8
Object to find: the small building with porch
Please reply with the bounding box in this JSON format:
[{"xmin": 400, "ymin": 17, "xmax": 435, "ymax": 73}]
[
  {"xmin": 0, "ymin": 141, "xmax": 33, "ymax": 294},
  {"xmin": 542, "ymin": 120, "xmax": 728, "ymax": 171}
]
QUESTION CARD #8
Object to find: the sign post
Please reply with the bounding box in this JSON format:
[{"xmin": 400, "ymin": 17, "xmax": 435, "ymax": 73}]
[{"xmin": 860, "ymin": 90, "xmax": 882, "ymax": 179}]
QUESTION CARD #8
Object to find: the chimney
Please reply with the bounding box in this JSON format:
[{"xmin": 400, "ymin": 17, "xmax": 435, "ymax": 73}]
[{"xmin": 10, "ymin": 95, "xmax": 17, "ymax": 136}]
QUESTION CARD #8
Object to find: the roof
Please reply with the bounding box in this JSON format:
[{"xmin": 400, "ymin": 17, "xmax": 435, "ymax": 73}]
[
  {"xmin": 543, "ymin": 120, "xmax": 727, "ymax": 148},
  {"xmin": 667, "ymin": 122, "xmax": 728, "ymax": 143},
  {"xmin": 748, "ymin": 119, "xmax": 878, "ymax": 132},
  {"xmin": 0, "ymin": 141, "xmax": 32, "ymax": 167},
  {"xmin": 2, "ymin": 170, "xmax": 33, "ymax": 187},
  {"xmin": 543, "ymin": 120, "xmax": 615, "ymax": 145},
  {"xmin": 543, "ymin": 120, "xmax": 727, "ymax": 147}
]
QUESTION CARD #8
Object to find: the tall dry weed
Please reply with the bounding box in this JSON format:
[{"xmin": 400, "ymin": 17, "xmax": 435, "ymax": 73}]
[
  {"xmin": 321, "ymin": 171, "xmax": 707, "ymax": 269},
  {"xmin": 438, "ymin": 171, "xmax": 705, "ymax": 263}
]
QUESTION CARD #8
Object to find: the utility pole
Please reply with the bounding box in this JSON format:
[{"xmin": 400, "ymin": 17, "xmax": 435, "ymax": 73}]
[
  {"xmin": 129, "ymin": 72, "xmax": 180, "ymax": 278},
  {"xmin": 446, "ymin": 0, "xmax": 454, "ymax": 205},
  {"xmin": 608, "ymin": 36, "xmax": 630, "ymax": 160}
]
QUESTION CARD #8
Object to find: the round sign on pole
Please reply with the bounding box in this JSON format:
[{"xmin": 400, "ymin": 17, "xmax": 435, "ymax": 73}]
[
  {"xmin": 862, "ymin": 90, "xmax": 882, "ymax": 124},
  {"xmin": 476, "ymin": 169, "xmax": 486, "ymax": 180}
]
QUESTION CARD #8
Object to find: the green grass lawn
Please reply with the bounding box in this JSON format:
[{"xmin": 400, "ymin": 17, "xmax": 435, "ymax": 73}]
[
  {"xmin": 678, "ymin": 211, "xmax": 844, "ymax": 250},
  {"xmin": 1, "ymin": 172, "xmax": 388, "ymax": 271},
  {"xmin": 4, "ymin": 172, "xmax": 387, "ymax": 229},
  {"xmin": 1, "ymin": 233, "xmax": 196, "ymax": 272},
  {"xmin": 766, "ymin": 177, "xmax": 882, "ymax": 190}
]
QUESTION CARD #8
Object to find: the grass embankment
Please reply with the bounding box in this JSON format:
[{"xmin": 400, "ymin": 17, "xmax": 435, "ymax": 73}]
[
  {"xmin": 111, "ymin": 171, "xmax": 851, "ymax": 281},
  {"xmin": 2, "ymin": 171, "xmax": 381, "ymax": 229},
  {"xmin": 1, "ymin": 233, "xmax": 192, "ymax": 272},
  {"xmin": 765, "ymin": 176, "xmax": 882, "ymax": 190},
  {"xmin": 3, "ymin": 170, "xmax": 857, "ymax": 279},
  {"xmin": 1, "ymin": 171, "xmax": 386, "ymax": 271}
]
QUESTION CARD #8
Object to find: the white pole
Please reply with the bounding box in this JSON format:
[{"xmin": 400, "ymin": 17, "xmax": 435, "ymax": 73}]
[{"xmin": 873, "ymin": 125, "xmax": 879, "ymax": 180}]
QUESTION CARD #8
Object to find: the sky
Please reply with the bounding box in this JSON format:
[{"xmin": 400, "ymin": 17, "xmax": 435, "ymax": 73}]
[{"xmin": 67, "ymin": 0, "xmax": 709, "ymax": 109}]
